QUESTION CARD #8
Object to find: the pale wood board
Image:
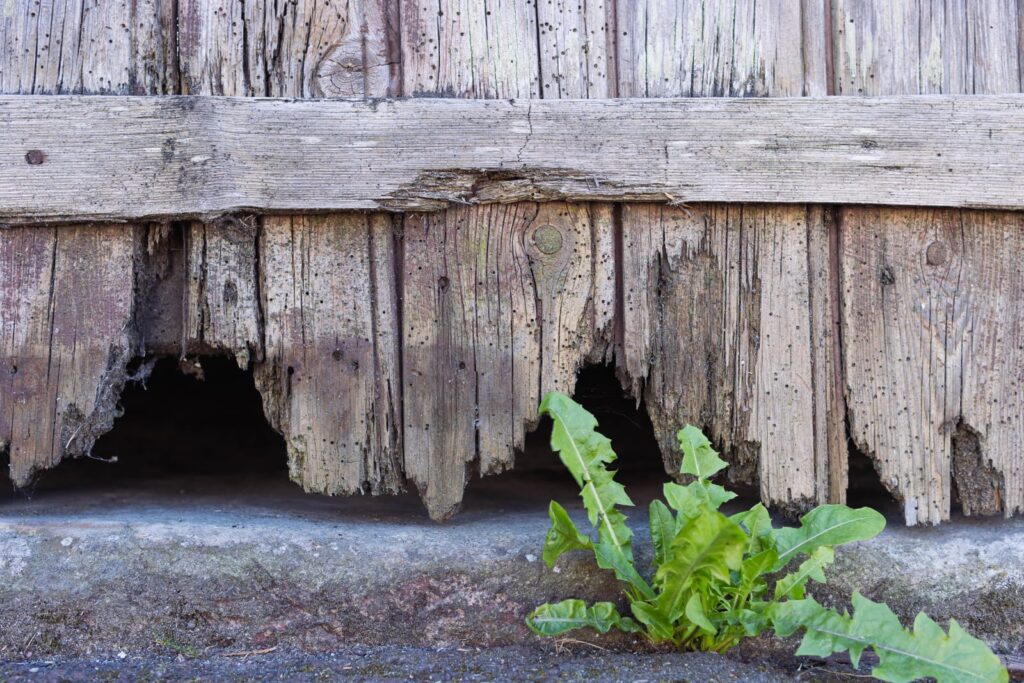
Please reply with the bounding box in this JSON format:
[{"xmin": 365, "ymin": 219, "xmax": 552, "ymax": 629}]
[
  {"xmin": 833, "ymin": 0, "xmax": 1023, "ymax": 523},
  {"xmin": 398, "ymin": 0, "xmax": 620, "ymax": 519},
  {"xmin": 615, "ymin": 0, "xmax": 845, "ymax": 513},
  {"xmin": 3, "ymin": 95, "xmax": 1024, "ymax": 225},
  {"xmin": 256, "ymin": 214, "xmax": 402, "ymax": 496}
]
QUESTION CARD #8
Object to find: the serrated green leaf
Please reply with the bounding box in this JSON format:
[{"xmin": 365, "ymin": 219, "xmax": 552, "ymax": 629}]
[
  {"xmin": 654, "ymin": 509, "xmax": 747, "ymax": 622},
  {"xmin": 539, "ymin": 392, "xmax": 652, "ymax": 597},
  {"xmin": 527, "ymin": 599, "xmax": 640, "ymax": 637},
  {"xmin": 770, "ymin": 505, "xmax": 885, "ymax": 572},
  {"xmin": 542, "ymin": 501, "xmax": 593, "ymax": 567},
  {"xmin": 649, "ymin": 499, "xmax": 676, "ymax": 567},
  {"xmin": 678, "ymin": 425, "xmax": 728, "ymax": 480},
  {"xmin": 774, "ymin": 546, "xmax": 834, "ymax": 600},
  {"xmin": 769, "ymin": 594, "xmax": 1008, "ymax": 683},
  {"xmin": 731, "ymin": 503, "xmax": 774, "ymax": 553}
]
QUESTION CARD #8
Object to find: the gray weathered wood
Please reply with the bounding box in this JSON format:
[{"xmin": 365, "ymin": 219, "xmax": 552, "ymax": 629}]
[
  {"xmin": 0, "ymin": 0, "xmax": 171, "ymax": 487},
  {"xmin": 616, "ymin": 0, "xmax": 846, "ymax": 513},
  {"xmin": 3, "ymin": 95, "xmax": 1024, "ymax": 226},
  {"xmin": 834, "ymin": 0, "xmax": 1023, "ymax": 524}
]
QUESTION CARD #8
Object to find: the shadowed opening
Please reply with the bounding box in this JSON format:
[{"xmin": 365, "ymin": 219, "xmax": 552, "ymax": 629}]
[
  {"xmin": 463, "ymin": 364, "xmax": 667, "ymax": 511},
  {"xmin": 845, "ymin": 440, "xmax": 899, "ymax": 513},
  {"xmin": 17, "ymin": 356, "xmax": 288, "ymax": 495}
]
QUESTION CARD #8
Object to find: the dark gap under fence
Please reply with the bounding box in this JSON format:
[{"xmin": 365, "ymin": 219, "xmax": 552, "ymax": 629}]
[{"xmin": 19, "ymin": 356, "xmax": 288, "ymax": 495}]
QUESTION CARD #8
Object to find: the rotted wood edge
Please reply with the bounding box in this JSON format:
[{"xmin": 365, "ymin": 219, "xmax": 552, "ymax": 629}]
[{"xmin": 2, "ymin": 95, "xmax": 1024, "ymax": 226}]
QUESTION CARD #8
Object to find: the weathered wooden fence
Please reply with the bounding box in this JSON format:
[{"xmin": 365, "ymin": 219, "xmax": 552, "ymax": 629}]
[{"xmin": 1, "ymin": 0, "xmax": 1022, "ymax": 525}]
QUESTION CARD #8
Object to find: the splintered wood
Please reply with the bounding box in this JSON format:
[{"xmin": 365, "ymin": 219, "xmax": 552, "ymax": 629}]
[
  {"xmin": 402, "ymin": 204, "xmax": 614, "ymax": 518},
  {"xmin": 2, "ymin": 0, "xmax": 1024, "ymax": 525}
]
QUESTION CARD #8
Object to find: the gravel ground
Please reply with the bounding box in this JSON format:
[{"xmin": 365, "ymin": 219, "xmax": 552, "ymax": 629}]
[{"xmin": 0, "ymin": 645, "xmax": 799, "ymax": 682}]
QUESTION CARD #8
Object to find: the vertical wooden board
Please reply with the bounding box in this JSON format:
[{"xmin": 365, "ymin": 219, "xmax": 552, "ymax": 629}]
[
  {"xmin": 0, "ymin": 0, "xmax": 172, "ymax": 485},
  {"xmin": 536, "ymin": 0, "xmax": 616, "ymax": 98},
  {"xmin": 399, "ymin": 0, "xmax": 616, "ymax": 517},
  {"xmin": 256, "ymin": 215, "xmax": 402, "ymax": 496},
  {"xmin": 615, "ymin": 0, "xmax": 841, "ymax": 510},
  {"xmin": 958, "ymin": 211, "xmax": 1024, "ymax": 517},
  {"xmin": 178, "ymin": 0, "xmax": 395, "ymax": 98},
  {"xmin": 0, "ymin": 0, "xmax": 177, "ymax": 94},
  {"xmin": 1, "ymin": 226, "xmax": 137, "ymax": 485},
  {"xmin": 184, "ymin": 216, "xmax": 262, "ymax": 367},
  {"xmin": 616, "ymin": 0, "xmax": 827, "ymax": 97},
  {"xmin": 400, "ymin": 0, "xmax": 540, "ymax": 98},
  {"xmin": 176, "ymin": 0, "xmax": 403, "ymax": 499},
  {"xmin": 402, "ymin": 203, "xmax": 614, "ymax": 519},
  {"xmin": 841, "ymin": 208, "xmax": 965, "ymax": 525},
  {"xmin": 833, "ymin": 0, "xmax": 1022, "ymax": 523},
  {"xmin": 832, "ymin": 0, "xmax": 1020, "ymax": 95}
]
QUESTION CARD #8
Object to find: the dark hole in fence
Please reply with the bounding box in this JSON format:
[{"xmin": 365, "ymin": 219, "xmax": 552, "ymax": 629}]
[
  {"xmin": 22, "ymin": 356, "xmax": 288, "ymax": 494},
  {"xmin": 845, "ymin": 440, "xmax": 899, "ymax": 514},
  {"xmin": 463, "ymin": 364, "xmax": 668, "ymax": 512}
]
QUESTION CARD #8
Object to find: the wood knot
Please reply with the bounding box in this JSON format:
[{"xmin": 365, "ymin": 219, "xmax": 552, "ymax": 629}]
[
  {"xmin": 925, "ymin": 241, "xmax": 948, "ymax": 266},
  {"xmin": 532, "ymin": 224, "xmax": 563, "ymax": 255},
  {"xmin": 315, "ymin": 43, "xmax": 365, "ymax": 96},
  {"xmin": 25, "ymin": 149, "xmax": 46, "ymax": 165},
  {"xmin": 437, "ymin": 276, "xmax": 450, "ymax": 291}
]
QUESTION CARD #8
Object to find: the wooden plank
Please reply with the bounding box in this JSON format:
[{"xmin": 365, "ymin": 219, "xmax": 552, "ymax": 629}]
[
  {"xmin": 399, "ymin": 0, "xmax": 617, "ymax": 519},
  {"xmin": 255, "ymin": 214, "xmax": 402, "ymax": 496},
  {"xmin": 0, "ymin": 0, "xmax": 173, "ymax": 486},
  {"xmin": 174, "ymin": 0, "xmax": 404, "ymax": 501},
  {"xmin": 834, "ymin": 0, "xmax": 1022, "ymax": 523},
  {"xmin": 615, "ymin": 0, "xmax": 845, "ymax": 513},
  {"xmin": 402, "ymin": 203, "xmax": 615, "ymax": 518},
  {"xmin": 0, "ymin": 0, "xmax": 178, "ymax": 95},
  {"xmin": 0, "ymin": 226, "xmax": 137, "ymax": 486},
  {"xmin": 3, "ymin": 94, "xmax": 1024, "ymax": 225},
  {"xmin": 184, "ymin": 216, "xmax": 262, "ymax": 367}
]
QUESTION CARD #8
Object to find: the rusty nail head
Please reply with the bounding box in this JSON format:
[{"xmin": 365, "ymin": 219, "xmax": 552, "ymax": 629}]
[{"xmin": 25, "ymin": 150, "xmax": 46, "ymax": 165}]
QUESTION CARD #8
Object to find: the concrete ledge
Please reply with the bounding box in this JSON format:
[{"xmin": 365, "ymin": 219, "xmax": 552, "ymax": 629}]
[{"xmin": 1, "ymin": 474, "xmax": 1021, "ymax": 662}]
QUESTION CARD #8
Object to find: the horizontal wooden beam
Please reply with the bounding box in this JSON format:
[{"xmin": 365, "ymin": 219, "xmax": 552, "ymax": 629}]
[{"xmin": 2, "ymin": 95, "xmax": 1023, "ymax": 224}]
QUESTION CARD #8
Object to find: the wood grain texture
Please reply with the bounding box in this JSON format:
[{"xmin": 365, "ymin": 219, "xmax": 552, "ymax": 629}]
[
  {"xmin": 834, "ymin": 0, "xmax": 1023, "ymax": 523},
  {"xmin": 178, "ymin": 0, "xmax": 396, "ymax": 98},
  {"xmin": 256, "ymin": 214, "xmax": 402, "ymax": 496},
  {"xmin": 175, "ymin": 0, "xmax": 404, "ymax": 501},
  {"xmin": 0, "ymin": 226, "xmax": 137, "ymax": 485},
  {"xmin": 616, "ymin": 0, "xmax": 845, "ymax": 513},
  {"xmin": 3, "ymin": 95, "xmax": 1024, "ymax": 226},
  {"xmin": 402, "ymin": 203, "xmax": 615, "ymax": 518},
  {"xmin": 0, "ymin": 0, "xmax": 177, "ymax": 94},
  {"xmin": 0, "ymin": 0, "xmax": 170, "ymax": 486},
  {"xmin": 400, "ymin": 0, "xmax": 540, "ymax": 98},
  {"xmin": 399, "ymin": 0, "xmax": 618, "ymax": 519},
  {"xmin": 184, "ymin": 216, "xmax": 263, "ymax": 367}
]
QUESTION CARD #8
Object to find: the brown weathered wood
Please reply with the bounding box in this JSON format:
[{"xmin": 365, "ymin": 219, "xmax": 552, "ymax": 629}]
[
  {"xmin": 402, "ymin": 203, "xmax": 615, "ymax": 518},
  {"xmin": 256, "ymin": 214, "xmax": 402, "ymax": 496},
  {"xmin": 3, "ymin": 95, "xmax": 1024, "ymax": 226},
  {"xmin": 0, "ymin": 0, "xmax": 173, "ymax": 486},
  {"xmin": 616, "ymin": 0, "xmax": 845, "ymax": 513},
  {"xmin": 399, "ymin": 1, "xmax": 618, "ymax": 519},
  {"xmin": 834, "ymin": 0, "xmax": 1022, "ymax": 524},
  {"xmin": 0, "ymin": 226, "xmax": 137, "ymax": 486},
  {"xmin": 174, "ymin": 0, "xmax": 404, "ymax": 502},
  {"xmin": 184, "ymin": 216, "xmax": 262, "ymax": 367}
]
